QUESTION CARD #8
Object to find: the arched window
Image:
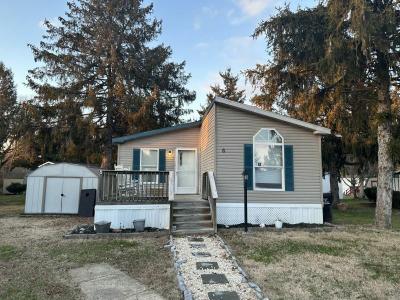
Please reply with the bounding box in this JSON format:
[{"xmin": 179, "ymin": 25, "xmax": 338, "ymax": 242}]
[{"xmin": 253, "ymin": 129, "xmax": 284, "ymax": 190}]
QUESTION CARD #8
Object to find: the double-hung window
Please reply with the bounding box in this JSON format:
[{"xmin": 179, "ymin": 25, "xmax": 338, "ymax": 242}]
[
  {"xmin": 253, "ymin": 129, "xmax": 284, "ymax": 190},
  {"xmin": 140, "ymin": 149, "xmax": 159, "ymax": 183}
]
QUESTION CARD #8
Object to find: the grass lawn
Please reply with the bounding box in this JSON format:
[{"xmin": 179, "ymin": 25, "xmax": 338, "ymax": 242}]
[
  {"xmin": 0, "ymin": 194, "xmax": 179, "ymax": 300},
  {"xmin": 220, "ymin": 198, "xmax": 400, "ymax": 299},
  {"xmin": 221, "ymin": 227, "xmax": 400, "ymax": 299},
  {"xmin": 333, "ymin": 198, "xmax": 400, "ymax": 230},
  {"xmin": 0, "ymin": 194, "xmax": 25, "ymax": 216}
]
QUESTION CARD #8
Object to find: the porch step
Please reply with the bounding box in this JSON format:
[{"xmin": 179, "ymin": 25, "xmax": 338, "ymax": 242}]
[
  {"xmin": 174, "ymin": 200, "xmax": 209, "ymax": 207},
  {"xmin": 173, "ymin": 213, "xmax": 212, "ymax": 222},
  {"xmin": 173, "ymin": 207, "xmax": 210, "ymax": 214},
  {"xmin": 171, "ymin": 199, "xmax": 214, "ymax": 235},
  {"xmin": 173, "ymin": 227, "xmax": 215, "ymax": 235},
  {"xmin": 174, "ymin": 220, "xmax": 213, "ymax": 227}
]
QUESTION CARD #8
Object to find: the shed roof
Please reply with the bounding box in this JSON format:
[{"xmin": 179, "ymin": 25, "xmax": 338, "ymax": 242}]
[{"xmin": 28, "ymin": 163, "xmax": 99, "ymax": 178}]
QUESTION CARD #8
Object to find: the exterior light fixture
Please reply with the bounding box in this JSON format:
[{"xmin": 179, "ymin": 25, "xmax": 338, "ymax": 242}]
[{"xmin": 167, "ymin": 150, "xmax": 173, "ymax": 158}]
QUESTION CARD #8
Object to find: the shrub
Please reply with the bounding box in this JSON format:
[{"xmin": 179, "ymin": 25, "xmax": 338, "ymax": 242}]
[
  {"xmin": 393, "ymin": 191, "xmax": 400, "ymax": 209},
  {"xmin": 6, "ymin": 183, "xmax": 26, "ymax": 194},
  {"xmin": 364, "ymin": 187, "xmax": 400, "ymax": 209},
  {"xmin": 364, "ymin": 187, "xmax": 377, "ymax": 201}
]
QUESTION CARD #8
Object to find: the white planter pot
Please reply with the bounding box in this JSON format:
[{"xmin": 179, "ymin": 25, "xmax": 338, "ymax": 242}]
[{"xmin": 275, "ymin": 220, "xmax": 283, "ymax": 229}]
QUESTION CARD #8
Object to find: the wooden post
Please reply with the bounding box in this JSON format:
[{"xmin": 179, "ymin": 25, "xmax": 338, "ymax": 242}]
[{"xmin": 243, "ymin": 171, "xmax": 248, "ymax": 232}]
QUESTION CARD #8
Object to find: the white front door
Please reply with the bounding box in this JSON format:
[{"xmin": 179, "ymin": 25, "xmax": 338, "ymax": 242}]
[{"xmin": 175, "ymin": 149, "xmax": 197, "ymax": 194}]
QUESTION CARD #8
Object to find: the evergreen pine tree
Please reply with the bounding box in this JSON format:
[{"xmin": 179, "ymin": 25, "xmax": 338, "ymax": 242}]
[
  {"xmin": 198, "ymin": 68, "xmax": 245, "ymax": 116},
  {"xmin": 0, "ymin": 62, "xmax": 17, "ymax": 165},
  {"xmin": 247, "ymin": 1, "xmax": 400, "ymax": 228},
  {"xmin": 27, "ymin": 0, "xmax": 195, "ymax": 168}
]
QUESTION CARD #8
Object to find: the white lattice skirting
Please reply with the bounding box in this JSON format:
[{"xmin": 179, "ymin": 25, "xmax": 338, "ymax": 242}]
[
  {"xmin": 95, "ymin": 204, "xmax": 170, "ymax": 229},
  {"xmin": 217, "ymin": 203, "xmax": 323, "ymax": 225}
]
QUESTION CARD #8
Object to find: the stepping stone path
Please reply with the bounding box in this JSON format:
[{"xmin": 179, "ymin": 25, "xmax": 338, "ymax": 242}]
[
  {"xmin": 196, "ymin": 262, "xmax": 219, "ymax": 270},
  {"xmin": 190, "ymin": 243, "xmax": 207, "ymax": 249},
  {"xmin": 208, "ymin": 291, "xmax": 241, "ymax": 300},
  {"xmin": 173, "ymin": 236, "xmax": 260, "ymax": 300},
  {"xmin": 192, "ymin": 251, "xmax": 212, "ymax": 257},
  {"xmin": 201, "ymin": 274, "xmax": 229, "ymax": 284}
]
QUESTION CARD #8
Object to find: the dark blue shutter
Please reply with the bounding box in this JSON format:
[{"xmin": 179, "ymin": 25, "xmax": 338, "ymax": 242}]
[
  {"xmin": 244, "ymin": 144, "xmax": 253, "ymax": 190},
  {"xmin": 132, "ymin": 148, "xmax": 140, "ymax": 180},
  {"xmin": 159, "ymin": 149, "xmax": 166, "ymax": 183},
  {"xmin": 284, "ymin": 145, "xmax": 294, "ymax": 191}
]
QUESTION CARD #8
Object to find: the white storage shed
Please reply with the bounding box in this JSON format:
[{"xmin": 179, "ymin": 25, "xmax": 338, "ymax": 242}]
[{"xmin": 25, "ymin": 163, "xmax": 99, "ymax": 214}]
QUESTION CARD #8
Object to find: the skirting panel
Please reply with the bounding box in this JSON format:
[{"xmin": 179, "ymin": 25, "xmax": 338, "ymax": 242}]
[
  {"xmin": 95, "ymin": 204, "xmax": 170, "ymax": 229},
  {"xmin": 217, "ymin": 203, "xmax": 323, "ymax": 225}
]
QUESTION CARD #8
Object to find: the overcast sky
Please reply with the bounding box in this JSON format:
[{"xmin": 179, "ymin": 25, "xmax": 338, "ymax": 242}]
[{"xmin": 0, "ymin": 0, "xmax": 316, "ymax": 118}]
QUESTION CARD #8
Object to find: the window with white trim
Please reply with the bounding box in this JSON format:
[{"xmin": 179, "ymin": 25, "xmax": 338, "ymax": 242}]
[
  {"xmin": 140, "ymin": 149, "xmax": 159, "ymax": 182},
  {"xmin": 253, "ymin": 129, "xmax": 284, "ymax": 190}
]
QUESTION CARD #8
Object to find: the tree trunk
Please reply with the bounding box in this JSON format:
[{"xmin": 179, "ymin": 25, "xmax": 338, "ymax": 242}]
[
  {"xmin": 330, "ymin": 169, "xmax": 340, "ymax": 205},
  {"xmin": 351, "ymin": 176, "xmax": 357, "ymax": 198},
  {"xmin": 358, "ymin": 176, "xmax": 366, "ymax": 199},
  {"xmin": 101, "ymin": 124, "xmax": 113, "ymax": 169},
  {"xmin": 101, "ymin": 65, "xmax": 115, "ymax": 170},
  {"xmin": 375, "ymin": 84, "xmax": 393, "ymax": 229}
]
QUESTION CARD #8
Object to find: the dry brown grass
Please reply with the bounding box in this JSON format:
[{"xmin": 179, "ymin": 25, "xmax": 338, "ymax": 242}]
[
  {"xmin": 220, "ymin": 227, "xmax": 400, "ymax": 300},
  {"xmin": 0, "ymin": 214, "xmax": 180, "ymax": 300}
]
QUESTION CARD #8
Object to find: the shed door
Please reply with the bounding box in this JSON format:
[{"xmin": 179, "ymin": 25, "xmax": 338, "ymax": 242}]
[
  {"xmin": 61, "ymin": 178, "xmax": 81, "ymax": 213},
  {"xmin": 44, "ymin": 178, "xmax": 63, "ymax": 213},
  {"xmin": 44, "ymin": 178, "xmax": 80, "ymax": 214}
]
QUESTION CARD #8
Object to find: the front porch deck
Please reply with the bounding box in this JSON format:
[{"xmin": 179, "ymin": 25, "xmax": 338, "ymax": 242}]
[
  {"xmin": 98, "ymin": 170, "xmax": 171, "ymax": 204},
  {"xmin": 96, "ymin": 170, "xmax": 218, "ymax": 233}
]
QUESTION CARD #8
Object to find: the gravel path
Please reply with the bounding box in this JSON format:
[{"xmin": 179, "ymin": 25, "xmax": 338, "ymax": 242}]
[{"xmin": 173, "ymin": 235, "xmax": 263, "ymax": 300}]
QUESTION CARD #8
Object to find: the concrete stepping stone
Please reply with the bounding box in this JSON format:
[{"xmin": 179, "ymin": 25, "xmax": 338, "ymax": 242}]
[
  {"xmin": 188, "ymin": 237, "xmax": 204, "ymax": 242},
  {"xmin": 192, "ymin": 251, "xmax": 211, "ymax": 257},
  {"xmin": 201, "ymin": 274, "xmax": 229, "ymax": 284},
  {"xmin": 196, "ymin": 262, "xmax": 219, "ymax": 270},
  {"xmin": 190, "ymin": 243, "xmax": 206, "ymax": 249},
  {"xmin": 208, "ymin": 291, "xmax": 240, "ymax": 300},
  {"xmin": 69, "ymin": 263, "xmax": 165, "ymax": 300}
]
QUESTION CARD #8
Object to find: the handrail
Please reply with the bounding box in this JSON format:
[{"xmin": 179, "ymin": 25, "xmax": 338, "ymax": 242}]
[
  {"xmin": 99, "ymin": 170, "xmax": 170, "ymax": 203},
  {"xmin": 168, "ymin": 171, "xmax": 174, "ymax": 233},
  {"xmin": 168, "ymin": 171, "xmax": 175, "ymax": 201},
  {"xmin": 202, "ymin": 171, "xmax": 218, "ymax": 233},
  {"xmin": 207, "ymin": 171, "xmax": 218, "ymax": 199}
]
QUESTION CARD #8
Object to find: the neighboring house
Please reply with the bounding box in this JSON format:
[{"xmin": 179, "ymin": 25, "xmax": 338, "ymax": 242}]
[
  {"xmin": 1, "ymin": 167, "xmax": 29, "ymax": 194},
  {"xmin": 322, "ymin": 173, "xmax": 345, "ymax": 198},
  {"xmin": 95, "ymin": 97, "xmax": 331, "ymax": 233}
]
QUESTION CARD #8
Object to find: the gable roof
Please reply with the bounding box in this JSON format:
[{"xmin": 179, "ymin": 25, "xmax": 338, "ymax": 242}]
[
  {"xmin": 113, "ymin": 97, "xmax": 331, "ymax": 144},
  {"xmin": 212, "ymin": 97, "xmax": 331, "ymax": 135},
  {"xmin": 112, "ymin": 121, "xmax": 202, "ymax": 144}
]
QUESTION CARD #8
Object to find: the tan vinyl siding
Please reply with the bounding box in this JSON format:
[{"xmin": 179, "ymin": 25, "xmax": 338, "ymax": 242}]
[
  {"xmin": 199, "ymin": 105, "xmax": 216, "ymax": 177},
  {"xmin": 117, "ymin": 127, "xmax": 200, "ymax": 173},
  {"xmin": 215, "ymin": 104, "xmax": 323, "ymax": 204}
]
